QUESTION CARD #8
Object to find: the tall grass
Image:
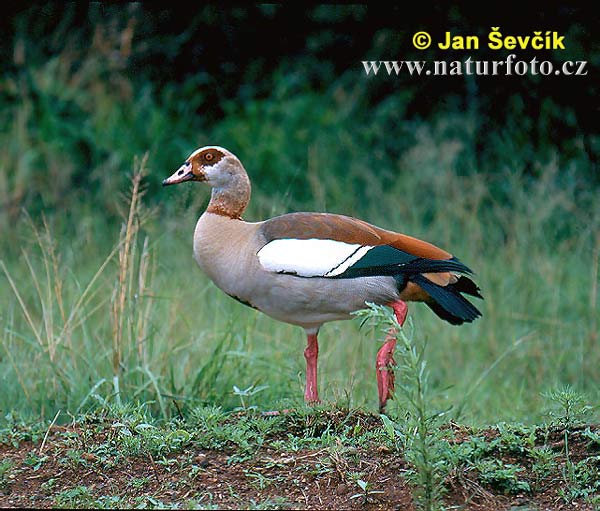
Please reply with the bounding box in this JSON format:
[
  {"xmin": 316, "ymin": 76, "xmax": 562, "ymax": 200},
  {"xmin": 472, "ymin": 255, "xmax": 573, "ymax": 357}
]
[
  {"xmin": 110, "ymin": 154, "xmax": 152, "ymax": 406},
  {"xmin": 0, "ymin": 18, "xmax": 598, "ymax": 424},
  {"xmin": 1, "ymin": 139, "xmax": 597, "ymax": 423}
]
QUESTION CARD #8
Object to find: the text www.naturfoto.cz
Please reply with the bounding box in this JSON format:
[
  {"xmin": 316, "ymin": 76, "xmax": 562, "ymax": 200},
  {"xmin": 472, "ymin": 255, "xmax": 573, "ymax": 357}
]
[{"xmin": 362, "ymin": 55, "xmax": 588, "ymax": 77}]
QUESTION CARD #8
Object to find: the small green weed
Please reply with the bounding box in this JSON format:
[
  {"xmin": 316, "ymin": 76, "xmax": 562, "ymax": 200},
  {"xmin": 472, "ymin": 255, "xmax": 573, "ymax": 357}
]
[
  {"xmin": 232, "ymin": 384, "xmax": 269, "ymax": 412},
  {"xmin": 558, "ymin": 457, "xmax": 600, "ymax": 504},
  {"xmin": 582, "ymin": 427, "xmax": 600, "ymax": 448},
  {"xmin": 0, "ymin": 412, "xmax": 47, "ymax": 447},
  {"xmin": 543, "ymin": 386, "xmax": 598, "ymax": 502},
  {"xmin": 40, "ymin": 477, "xmax": 58, "ymax": 494},
  {"xmin": 131, "ymin": 495, "xmax": 170, "ymax": 508},
  {"xmin": 54, "ymin": 485, "xmax": 97, "ymax": 508},
  {"xmin": 349, "ymin": 478, "xmax": 384, "ymax": 504},
  {"xmin": 128, "ymin": 476, "xmax": 150, "ymax": 489},
  {"xmin": 246, "ymin": 496, "xmax": 293, "ymax": 510},
  {"xmin": 118, "ymin": 423, "xmax": 191, "ymax": 457},
  {"xmin": 543, "ymin": 386, "xmax": 594, "ymax": 428},
  {"xmin": 494, "ymin": 422, "xmax": 537, "ymax": 454},
  {"xmin": 244, "ymin": 469, "xmax": 272, "ymax": 490},
  {"xmin": 0, "ymin": 459, "xmax": 14, "ymax": 490},
  {"xmin": 530, "ymin": 445, "xmax": 559, "ymax": 482},
  {"xmin": 63, "ymin": 448, "xmax": 87, "ymax": 468},
  {"xmin": 24, "ymin": 451, "xmax": 48, "ymax": 471},
  {"xmin": 474, "ymin": 459, "xmax": 531, "ymax": 495}
]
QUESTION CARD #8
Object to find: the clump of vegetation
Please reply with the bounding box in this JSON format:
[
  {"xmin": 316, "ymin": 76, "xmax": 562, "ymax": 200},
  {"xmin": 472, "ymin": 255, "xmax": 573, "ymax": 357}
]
[
  {"xmin": 1, "ymin": 5, "xmax": 598, "ymax": 424},
  {"xmin": 0, "ymin": 5, "xmax": 598, "ymax": 510},
  {"xmin": 355, "ymin": 303, "xmax": 450, "ymax": 510},
  {"xmin": 2, "ymin": 403, "xmax": 600, "ymax": 509},
  {"xmin": 0, "ymin": 459, "xmax": 14, "ymax": 491}
]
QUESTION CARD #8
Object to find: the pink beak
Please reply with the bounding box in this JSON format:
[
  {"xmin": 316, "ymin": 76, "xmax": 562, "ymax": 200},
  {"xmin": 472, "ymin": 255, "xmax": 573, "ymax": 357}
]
[{"xmin": 162, "ymin": 163, "xmax": 194, "ymax": 186}]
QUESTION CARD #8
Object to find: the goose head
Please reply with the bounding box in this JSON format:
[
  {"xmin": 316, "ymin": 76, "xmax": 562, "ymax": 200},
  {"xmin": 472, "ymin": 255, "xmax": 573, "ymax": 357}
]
[
  {"xmin": 163, "ymin": 146, "xmax": 248, "ymax": 187},
  {"xmin": 163, "ymin": 146, "xmax": 251, "ymax": 218}
]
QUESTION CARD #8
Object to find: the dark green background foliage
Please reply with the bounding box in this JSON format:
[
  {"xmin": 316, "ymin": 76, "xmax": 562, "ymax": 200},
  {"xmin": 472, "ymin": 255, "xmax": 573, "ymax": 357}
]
[
  {"xmin": 1, "ymin": 4, "xmax": 597, "ymax": 224},
  {"xmin": 0, "ymin": 4, "xmax": 598, "ymax": 421}
]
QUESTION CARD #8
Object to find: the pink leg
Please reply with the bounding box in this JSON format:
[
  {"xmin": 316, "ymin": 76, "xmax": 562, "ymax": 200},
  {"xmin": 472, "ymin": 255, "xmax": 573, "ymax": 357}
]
[
  {"xmin": 304, "ymin": 332, "xmax": 320, "ymax": 403},
  {"xmin": 376, "ymin": 301, "xmax": 408, "ymax": 412}
]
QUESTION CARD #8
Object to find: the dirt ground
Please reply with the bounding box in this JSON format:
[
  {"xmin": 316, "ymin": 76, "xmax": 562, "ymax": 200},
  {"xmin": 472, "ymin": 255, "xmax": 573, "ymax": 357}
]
[{"xmin": 0, "ymin": 411, "xmax": 598, "ymax": 510}]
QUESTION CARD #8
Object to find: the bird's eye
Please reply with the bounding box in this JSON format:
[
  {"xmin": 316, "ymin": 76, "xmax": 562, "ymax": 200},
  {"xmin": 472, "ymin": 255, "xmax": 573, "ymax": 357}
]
[{"xmin": 204, "ymin": 153, "xmax": 214, "ymax": 162}]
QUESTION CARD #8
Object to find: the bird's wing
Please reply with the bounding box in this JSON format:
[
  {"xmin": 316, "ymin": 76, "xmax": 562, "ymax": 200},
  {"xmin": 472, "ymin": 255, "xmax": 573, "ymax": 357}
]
[
  {"xmin": 257, "ymin": 212, "xmax": 471, "ymax": 278},
  {"xmin": 257, "ymin": 212, "xmax": 483, "ymax": 325}
]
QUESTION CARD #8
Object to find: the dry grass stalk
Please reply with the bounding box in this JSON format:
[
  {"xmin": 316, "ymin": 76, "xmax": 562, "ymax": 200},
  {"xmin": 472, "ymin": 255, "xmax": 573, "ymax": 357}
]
[{"xmin": 111, "ymin": 153, "xmax": 152, "ymax": 378}]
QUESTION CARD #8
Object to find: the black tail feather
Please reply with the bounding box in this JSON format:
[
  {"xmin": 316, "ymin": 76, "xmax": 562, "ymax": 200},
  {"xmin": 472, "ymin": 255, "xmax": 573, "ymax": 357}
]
[
  {"xmin": 424, "ymin": 301, "xmax": 468, "ymax": 325},
  {"xmin": 403, "ymin": 256, "xmax": 474, "ymax": 276},
  {"xmin": 411, "ymin": 274, "xmax": 482, "ymax": 325},
  {"xmin": 453, "ymin": 275, "xmax": 483, "ymax": 299}
]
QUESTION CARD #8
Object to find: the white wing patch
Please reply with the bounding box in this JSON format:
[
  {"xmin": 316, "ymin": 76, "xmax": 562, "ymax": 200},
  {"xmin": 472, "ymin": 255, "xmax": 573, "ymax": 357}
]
[
  {"xmin": 324, "ymin": 245, "xmax": 373, "ymax": 276},
  {"xmin": 257, "ymin": 239, "xmax": 374, "ymax": 277}
]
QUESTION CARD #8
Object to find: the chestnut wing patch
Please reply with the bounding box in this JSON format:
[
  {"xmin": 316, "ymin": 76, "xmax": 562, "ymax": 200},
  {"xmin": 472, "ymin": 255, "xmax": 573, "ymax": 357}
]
[
  {"xmin": 256, "ymin": 213, "xmax": 482, "ymax": 325},
  {"xmin": 259, "ymin": 212, "xmax": 453, "ymax": 260}
]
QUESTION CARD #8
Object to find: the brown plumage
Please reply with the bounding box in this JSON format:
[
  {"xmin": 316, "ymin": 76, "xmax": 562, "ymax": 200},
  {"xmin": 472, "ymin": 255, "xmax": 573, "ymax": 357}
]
[
  {"xmin": 163, "ymin": 145, "xmax": 483, "ymax": 410},
  {"xmin": 261, "ymin": 212, "xmax": 452, "ymax": 259},
  {"xmin": 260, "ymin": 211, "xmax": 464, "ymax": 305}
]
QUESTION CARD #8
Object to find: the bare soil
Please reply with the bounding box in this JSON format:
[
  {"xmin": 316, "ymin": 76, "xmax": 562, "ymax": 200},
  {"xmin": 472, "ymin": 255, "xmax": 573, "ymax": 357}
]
[{"xmin": 0, "ymin": 411, "xmax": 597, "ymax": 510}]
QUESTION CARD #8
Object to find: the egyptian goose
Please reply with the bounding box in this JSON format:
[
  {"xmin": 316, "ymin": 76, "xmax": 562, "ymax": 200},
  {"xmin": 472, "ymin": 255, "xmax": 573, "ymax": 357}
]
[{"xmin": 163, "ymin": 146, "xmax": 482, "ymax": 411}]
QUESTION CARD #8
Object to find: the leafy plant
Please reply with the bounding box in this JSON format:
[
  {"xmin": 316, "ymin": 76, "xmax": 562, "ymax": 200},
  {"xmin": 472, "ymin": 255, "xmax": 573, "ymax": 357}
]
[
  {"xmin": 543, "ymin": 386, "xmax": 596, "ymax": 500},
  {"xmin": 54, "ymin": 485, "xmax": 97, "ymax": 509},
  {"xmin": 232, "ymin": 384, "xmax": 269, "ymax": 412},
  {"xmin": 0, "ymin": 459, "xmax": 14, "ymax": 490},
  {"xmin": 349, "ymin": 478, "xmax": 384, "ymax": 504},
  {"xmin": 542, "ymin": 386, "xmax": 594, "ymax": 428},
  {"xmin": 557, "ymin": 457, "xmax": 600, "ymax": 504},
  {"xmin": 473, "ymin": 459, "xmax": 531, "ymax": 495},
  {"xmin": 530, "ymin": 445, "xmax": 559, "ymax": 482},
  {"xmin": 354, "ymin": 303, "xmax": 450, "ymax": 511},
  {"xmin": 24, "ymin": 451, "xmax": 49, "ymax": 471}
]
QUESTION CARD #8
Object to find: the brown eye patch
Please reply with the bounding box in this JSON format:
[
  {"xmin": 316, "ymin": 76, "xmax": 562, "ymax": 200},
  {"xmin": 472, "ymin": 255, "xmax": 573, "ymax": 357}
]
[{"xmin": 201, "ymin": 149, "xmax": 222, "ymax": 165}]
